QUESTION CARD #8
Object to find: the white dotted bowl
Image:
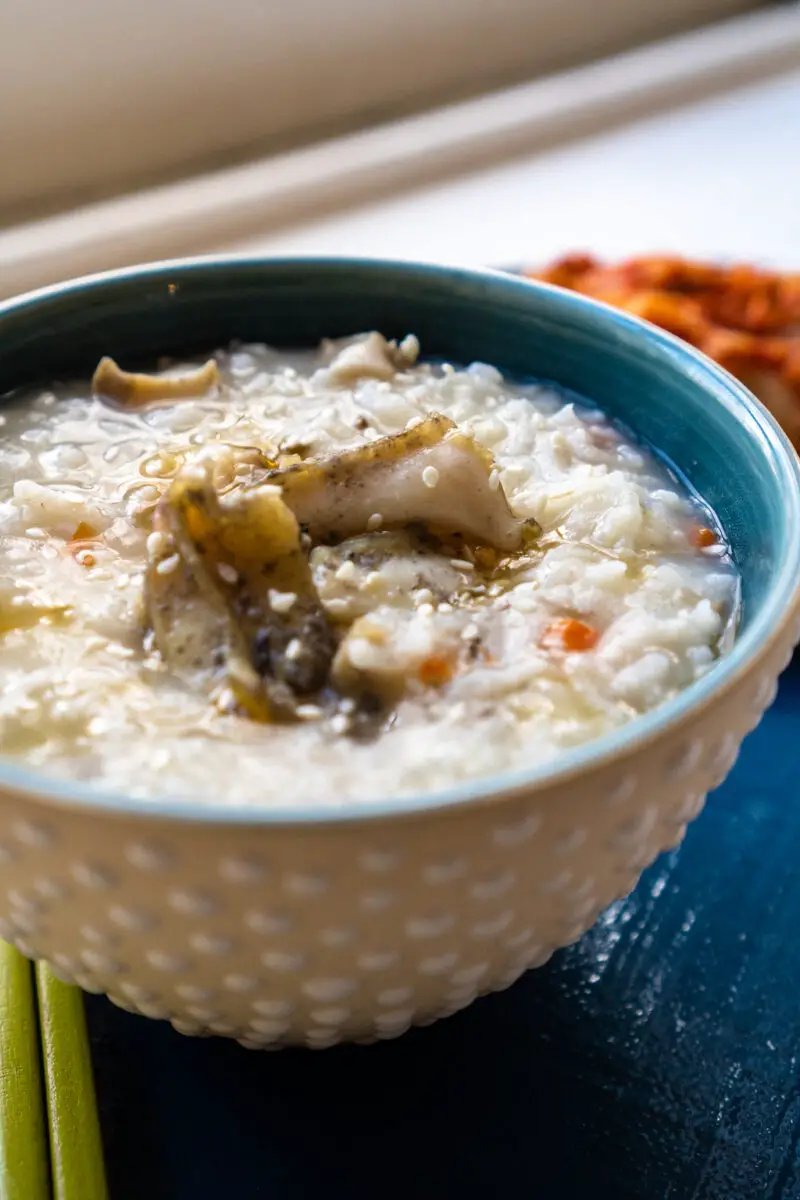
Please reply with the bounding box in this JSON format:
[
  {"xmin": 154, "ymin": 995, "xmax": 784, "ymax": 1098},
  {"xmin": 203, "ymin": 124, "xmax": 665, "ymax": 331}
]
[
  {"xmin": 0, "ymin": 614, "xmax": 796, "ymax": 1049},
  {"xmin": 0, "ymin": 256, "xmax": 799, "ymax": 1048}
]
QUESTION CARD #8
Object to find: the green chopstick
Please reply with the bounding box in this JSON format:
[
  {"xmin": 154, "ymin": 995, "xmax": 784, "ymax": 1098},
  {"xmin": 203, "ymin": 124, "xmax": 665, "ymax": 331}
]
[
  {"xmin": 0, "ymin": 943, "xmax": 49, "ymax": 1200},
  {"xmin": 36, "ymin": 964, "xmax": 108, "ymax": 1200}
]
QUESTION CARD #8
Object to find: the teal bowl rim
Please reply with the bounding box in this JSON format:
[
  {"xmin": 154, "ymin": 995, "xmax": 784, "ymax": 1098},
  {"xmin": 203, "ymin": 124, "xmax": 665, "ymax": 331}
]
[{"xmin": 1, "ymin": 254, "xmax": 799, "ymax": 827}]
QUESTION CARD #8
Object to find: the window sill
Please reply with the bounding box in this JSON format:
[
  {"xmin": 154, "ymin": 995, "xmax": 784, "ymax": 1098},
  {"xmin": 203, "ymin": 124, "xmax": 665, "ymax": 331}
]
[{"xmin": 0, "ymin": 5, "xmax": 799, "ymax": 302}]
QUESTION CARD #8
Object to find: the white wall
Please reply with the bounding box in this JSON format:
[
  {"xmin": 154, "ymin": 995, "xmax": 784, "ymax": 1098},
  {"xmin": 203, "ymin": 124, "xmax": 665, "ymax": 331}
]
[{"xmin": 0, "ymin": 0, "xmax": 757, "ymax": 211}]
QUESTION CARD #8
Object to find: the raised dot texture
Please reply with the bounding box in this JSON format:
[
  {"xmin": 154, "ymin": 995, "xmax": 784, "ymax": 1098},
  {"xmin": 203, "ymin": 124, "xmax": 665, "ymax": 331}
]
[
  {"xmin": 108, "ymin": 904, "xmax": 156, "ymax": 931},
  {"xmin": 493, "ymin": 814, "xmax": 541, "ymax": 847},
  {"xmin": 175, "ymin": 984, "xmax": 217, "ymax": 1003},
  {"xmin": 418, "ymin": 953, "xmax": 459, "ymax": 975},
  {"xmin": 249, "ymin": 1018, "xmax": 290, "ymax": 1038},
  {"xmin": 118, "ymin": 984, "xmax": 158, "ymax": 1003},
  {"xmin": 318, "ymin": 926, "xmax": 356, "ymax": 948},
  {"xmin": 261, "ymin": 950, "xmax": 305, "ymax": 972},
  {"xmin": 125, "ymin": 842, "xmax": 173, "ymax": 871},
  {"xmin": 665, "ymin": 739, "xmax": 704, "ymax": 780},
  {"xmin": 359, "ymin": 850, "xmax": 400, "ymax": 873},
  {"xmin": 423, "ymin": 858, "xmax": 468, "ymax": 885},
  {"xmin": 146, "ymin": 950, "xmax": 189, "ymax": 973},
  {"xmin": 306, "ymin": 1030, "xmax": 342, "ymax": 1049},
  {"xmin": 676, "ymin": 791, "xmax": 705, "ymax": 821},
  {"xmin": 80, "ymin": 925, "xmax": 118, "ymax": 947},
  {"xmin": 71, "ymin": 862, "xmax": 116, "ymax": 889},
  {"xmin": 450, "ymin": 962, "xmax": 489, "ymax": 986},
  {"xmin": 470, "ymin": 911, "xmax": 514, "ymax": 938},
  {"xmin": 360, "ymin": 891, "xmax": 396, "ymax": 913},
  {"xmin": 190, "ymin": 933, "xmax": 234, "ymax": 956},
  {"xmin": 377, "ymin": 987, "xmax": 413, "ymax": 1007},
  {"xmin": 169, "ymin": 889, "xmax": 219, "ymax": 917},
  {"xmin": 605, "ymin": 774, "xmax": 637, "ymax": 805},
  {"xmin": 406, "ymin": 914, "xmax": 455, "ymax": 939},
  {"xmin": 310, "ymin": 1007, "xmax": 350, "ymax": 1027},
  {"xmin": 610, "ymin": 806, "xmax": 657, "ymax": 849},
  {"xmin": 185, "ymin": 1006, "xmax": 221, "ymax": 1023},
  {"xmin": 251, "ymin": 998, "xmax": 294, "ymax": 1018},
  {"xmin": 34, "ymin": 878, "xmax": 68, "ymax": 901},
  {"xmin": 12, "ymin": 820, "xmax": 54, "ymax": 847},
  {"xmin": 539, "ymin": 870, "xmax": 573, "ymax": 894},
  {"xmin": 223, "ymin": 974, "xmax": 259, "ymax": 993},
  {"xmin": 8, "ymin": 890, "xmax": 41, "ymax": 914},
  {"xmin": 283, "ymin": 873, "xmax": 329, "ymax": 898},
  {"xmin": 555, "ymin": 829, "xmax": 587, "ymax": 854},
  {"xmin": 171, "ymin": 1019, "xmax": 204, "ymax": 1037},
  {"xmin": 219, "ymin": 856, "xmax": 268, "ymax": 884},
  {"xmin": 357, "ymin": 951, "xmax": 398, "ymax": 971},
  {"xmin": 245, "ymin": 910, "xmax": 293, "ymax": 936},
  {"xmin": 470, "ymin": 870, "xmax": 515, "ymax": 901},
  {"xmin": 375, "ymin": 1009, "xmax": 413, "ymax": 1032},
  {"xmin": 302, "ymin": 978, "xmax": 356, "ymax": 1003},
  {"xmin": 79, "ymin": 949, "xmax": 122, "ymax": 975}
]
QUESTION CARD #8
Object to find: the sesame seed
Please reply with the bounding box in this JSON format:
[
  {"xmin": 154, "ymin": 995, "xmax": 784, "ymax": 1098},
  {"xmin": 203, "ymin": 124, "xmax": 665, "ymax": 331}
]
[
  {"xmin": 106, "ymin": 643, "xmax": 135, "ymax": 659},
  {"xmin": 450, "ymin": 559, "xmax": 474, "ymax": 571},
  {"xmin": 330, "ymin": 714, "xmax": 349, "ymax": 735},
  {"xmin": 438, "ymin": 602, "xmax": 453, "ymax": 614},
  {"xmin": 414, "ymin": 588, "xmax": 434, "ymax": 605},
  {"xmin": 335, "ymin": 560, "xmax": 358, "ymax": 584},
  {"xmin": 216, "ymin": 688, "xmax": 236, "ymax": 712},
  {"xmin": 366, "ymin": 513, "xmax": 383, "ymax": 531},
  {"xmin": 399, "ymin": 333, "xmax": 420, "ymax": 361},
  {"xmin": 422, "ymin": 466, "xmax": 439, "ymax": 489},
  {"xmin": 155, "ymin": 554, "xmax": 181, "ymax": 576},
  {"xmin": 217, "ymin": 562, "xmax": 238, "ymax": 585},
  {"xmin": 146, "ymin": 531, "xmax": 168, "ymax": 558},
  {"xmin": 269, "ymin": 589, "xmax": 297, "ymax": 613},
  {"xmin": 285, "ymin": 638, "xmax": 302, "ymax": 661},
  {"xmin": 417, "ymin": 603, "xmax": 435, "ymax": 618},
  {"xmin": 296, "ymin": 704, "xmax": 323, "ymax": 720}
]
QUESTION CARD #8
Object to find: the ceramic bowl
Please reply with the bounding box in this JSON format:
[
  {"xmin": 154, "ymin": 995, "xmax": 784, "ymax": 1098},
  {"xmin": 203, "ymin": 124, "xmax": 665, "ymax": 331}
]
[{"xmin": 0, "ymin": 257, "xmax": 798, "ymax": 1049}]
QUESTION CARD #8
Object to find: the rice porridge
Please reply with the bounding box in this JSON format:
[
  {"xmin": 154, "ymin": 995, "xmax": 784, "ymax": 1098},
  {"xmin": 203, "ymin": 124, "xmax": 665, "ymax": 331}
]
[{"xmin": 0, "ymin": 333, "xmax": 739, "ymax": 806}]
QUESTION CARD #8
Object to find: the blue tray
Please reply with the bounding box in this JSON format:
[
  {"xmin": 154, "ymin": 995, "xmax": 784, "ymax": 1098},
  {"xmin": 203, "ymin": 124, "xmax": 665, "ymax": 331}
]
[{"xmin": 83, "ymin": 651, "xmax": 800, "ymax": 1199}]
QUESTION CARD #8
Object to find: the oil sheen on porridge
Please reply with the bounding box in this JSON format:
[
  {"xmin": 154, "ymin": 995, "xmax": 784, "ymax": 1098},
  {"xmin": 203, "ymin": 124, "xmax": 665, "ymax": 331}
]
[{"xmin": 0, "ymin": 333, "xmax": 739, "ymax": 806}]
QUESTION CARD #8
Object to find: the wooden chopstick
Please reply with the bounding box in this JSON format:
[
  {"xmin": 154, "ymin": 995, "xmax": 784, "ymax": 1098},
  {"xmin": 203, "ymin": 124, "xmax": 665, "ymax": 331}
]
[
  {"xmin": 0, "ymin": 943, "xmax": 49, "ymax": 1200},
  {"xmin": 36, "ymin": 964, "xmax": 108, "ymax": 1200}
]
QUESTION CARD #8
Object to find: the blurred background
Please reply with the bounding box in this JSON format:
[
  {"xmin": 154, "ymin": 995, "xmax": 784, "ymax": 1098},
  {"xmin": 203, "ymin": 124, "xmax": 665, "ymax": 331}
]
[{"xmin": 0, "ymin": 0, "xmax": 798, "ymax": 292}]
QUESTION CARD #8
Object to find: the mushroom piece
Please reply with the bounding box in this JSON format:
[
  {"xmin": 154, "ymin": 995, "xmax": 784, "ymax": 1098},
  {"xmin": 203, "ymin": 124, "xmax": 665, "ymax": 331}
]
[
  {"xmin": 310, "ymin": 530, "xmax": 473, "ymax": 622},
  {"xmin": 327, "ymin": 332, "xmax": 419, "ymax": 385},
  {"xmin": 144, "ymin": 466, "xmax": 336, "ymax": 721},
  {"xmin": 267, "ymin": 414, "xmax": 534, "ymax": 552},
  {"xmin": 92, "ymin": 357, "xmax": 220, "ymax": 406}
]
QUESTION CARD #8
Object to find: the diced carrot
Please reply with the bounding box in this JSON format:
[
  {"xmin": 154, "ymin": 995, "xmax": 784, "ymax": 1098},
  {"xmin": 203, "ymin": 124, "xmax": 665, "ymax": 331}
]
[
  {"xmin": 69, "ymin": 521, "xmax": 98, "ymax": 544},
  {"xmin": 542, "ymin": 618, "xmax": 599, "ymax": 652},
  {"xmin": 64, "ymin": 522, "xmax": 100, "ymax": 567},
  {"xmin": 417, "ymin": 655, "xmax": 454, "ymax": 687},
  {"xmin": 689, "ymin": 525, "xmax": 718, "ymax": 549}
]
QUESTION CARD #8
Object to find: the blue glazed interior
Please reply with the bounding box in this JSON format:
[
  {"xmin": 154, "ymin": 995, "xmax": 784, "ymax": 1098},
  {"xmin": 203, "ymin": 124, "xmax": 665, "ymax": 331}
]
[{"xmin": 0, "ymin": 257, "xmax": 798, "ymax": 822}]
